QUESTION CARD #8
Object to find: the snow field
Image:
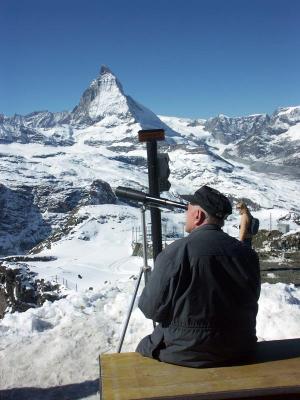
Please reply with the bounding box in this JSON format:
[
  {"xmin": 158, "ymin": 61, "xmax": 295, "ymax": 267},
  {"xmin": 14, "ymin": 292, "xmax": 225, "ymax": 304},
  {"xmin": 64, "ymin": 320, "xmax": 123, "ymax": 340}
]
[{"xmin": 1, "ymin": 279, "xmax": 300, "ymax": 399}]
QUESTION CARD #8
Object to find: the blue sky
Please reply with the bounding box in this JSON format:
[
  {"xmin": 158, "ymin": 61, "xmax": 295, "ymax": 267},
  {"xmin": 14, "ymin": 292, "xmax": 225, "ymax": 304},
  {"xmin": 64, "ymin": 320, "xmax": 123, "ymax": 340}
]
[{"xmin": 1, "ymin": 0, "xmax": 300, "ymax": 118}]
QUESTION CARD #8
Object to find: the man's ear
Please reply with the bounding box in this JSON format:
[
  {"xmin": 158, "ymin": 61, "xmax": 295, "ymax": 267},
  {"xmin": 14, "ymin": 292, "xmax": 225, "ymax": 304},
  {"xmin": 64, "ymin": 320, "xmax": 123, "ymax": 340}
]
[{"xmin": 194, "ymin": 209, "xmax": 206, "ymax": 227}]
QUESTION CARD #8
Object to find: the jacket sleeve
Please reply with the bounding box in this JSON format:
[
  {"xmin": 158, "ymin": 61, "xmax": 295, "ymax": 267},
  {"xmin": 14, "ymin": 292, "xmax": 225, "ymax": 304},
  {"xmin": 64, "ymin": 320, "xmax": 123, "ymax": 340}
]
[{"xmin": 138, "ymin": 243, "xmax": 181, "ymax": 323}]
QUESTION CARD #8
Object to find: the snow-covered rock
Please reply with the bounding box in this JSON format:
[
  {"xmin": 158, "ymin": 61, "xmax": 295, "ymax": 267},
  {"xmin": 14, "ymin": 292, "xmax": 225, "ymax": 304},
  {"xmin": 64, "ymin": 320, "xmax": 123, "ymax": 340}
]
[
  {"xmin": 204, "ymin": 113, "xmax": 269, "ymax": 144},
  {"xmin": 0, "ymin": 180, "xmax": 116, "ymax": 256}
]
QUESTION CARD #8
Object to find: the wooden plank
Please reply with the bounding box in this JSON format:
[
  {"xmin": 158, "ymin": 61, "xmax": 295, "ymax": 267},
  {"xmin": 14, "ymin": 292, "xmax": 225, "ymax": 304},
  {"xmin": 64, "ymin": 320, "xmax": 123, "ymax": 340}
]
[{"xmin": 99, "ymin": 339, "xmax": 300, "ymax": 400}]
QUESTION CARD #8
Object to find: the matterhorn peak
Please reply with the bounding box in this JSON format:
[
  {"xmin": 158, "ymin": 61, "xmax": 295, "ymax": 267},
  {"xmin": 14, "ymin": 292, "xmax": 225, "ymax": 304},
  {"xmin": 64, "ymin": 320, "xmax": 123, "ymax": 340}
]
[
  {"xmin": 91, "ymin": 65, "xmax": 125, "ymax": 95},
  {"xmin": 69, "ymin": 65, "xmax": 178, "ymax": 140},
  {"xmin": 71, "ymin": 65, "xmax": 129, "ymax": 124},
  {"xmin": 99, "ymin": 65, "xmax": 113, "ymax": 75}
]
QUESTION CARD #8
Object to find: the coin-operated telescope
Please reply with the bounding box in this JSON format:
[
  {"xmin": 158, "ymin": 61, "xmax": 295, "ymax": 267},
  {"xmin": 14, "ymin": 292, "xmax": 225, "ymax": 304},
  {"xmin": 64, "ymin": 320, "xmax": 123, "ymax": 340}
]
[{"xmin": 115, "ymin": 186, "xmax": 187, "ymax": 352}]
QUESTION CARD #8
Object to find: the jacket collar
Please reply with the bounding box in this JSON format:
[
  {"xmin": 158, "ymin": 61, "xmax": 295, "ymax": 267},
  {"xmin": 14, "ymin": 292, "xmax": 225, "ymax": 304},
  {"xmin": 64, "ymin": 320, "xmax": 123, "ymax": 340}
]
[{"xmin": 190, "ymin": 224, "xmax": 222, "ymax": 235}]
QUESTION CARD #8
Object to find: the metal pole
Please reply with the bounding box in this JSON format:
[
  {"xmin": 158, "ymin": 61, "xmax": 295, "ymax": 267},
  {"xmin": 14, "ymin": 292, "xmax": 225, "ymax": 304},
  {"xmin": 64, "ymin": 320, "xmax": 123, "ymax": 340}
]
[
  {"xmin": 146, "ymin": 140, "xmax": 162, "ymax": 260},
  {"xmin": 141, "ymin": 206, "xmax": 151, "ymax": 284},
  {"xmin": 117, "ymin": 206, "xmax": 151, "ymax": 352},
  {"xmin": 141, "ymin": 206, "xmax": 155, "ymax": 329},
  {"xmin": 117, "ymin": 267, "xmax": 143, "ymax": 353}
]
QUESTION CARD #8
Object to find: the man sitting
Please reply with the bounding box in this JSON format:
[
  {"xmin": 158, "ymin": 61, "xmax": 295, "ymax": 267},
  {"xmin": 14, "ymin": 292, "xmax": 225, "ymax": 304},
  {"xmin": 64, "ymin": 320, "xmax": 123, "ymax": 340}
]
[{"xmin": 136, "ymin": 185, "xmax": 261, "ymax": 368}]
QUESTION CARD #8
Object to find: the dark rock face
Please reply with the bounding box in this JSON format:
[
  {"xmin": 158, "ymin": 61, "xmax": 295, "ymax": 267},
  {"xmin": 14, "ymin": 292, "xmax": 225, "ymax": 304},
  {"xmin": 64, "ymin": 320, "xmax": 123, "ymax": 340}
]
[
  {"xmin": 279, "ymin": 212, "xmax": 300, "ymax": 225},
  {"xmin": 253, "ymin": 230, "xmax": 300, "ymax": 286},
  {"xmin": 253, "ymin": 230, "xmax": 300, "ymax": 252},
  {"xmin": 24, "ymin": 110, "xmax": 71, "ymax": 128},
  {"xmin": 0, "ymin": 180, "xmax": 116, "ymax": 256},
  {"xmin": 0, "ymin": 184, "xmax": 52, "ymax": 255},
  {"xmin": 0, "ymin": 261, "xmax": 62, "ymax": 319},
  {"xmin": 205, "ymin": 107, "xmax": 300, "ymax": 146},
  {"xmin": 33, "ymin": 179, "xmax": 116, "ymax": 213},
  {"xmin": 0, "ymin": 112, "xmax": 74, "ymax": 146},
  {"xmin": 204, "ymin": 108, "xmax": 300, "ymax": 170},
  {"xmin": 28, "ymin": 210, "xmax": 89, "ymax": 254},
  {"xmin": 204, "ymin": 114, "xmax": 269, "ymax": 144},
  {"xmin": 234, "ymin": 132, "xmax": 300, "ymax": 166},
  {"xmin": 33, "ymin": 184, "xmax": 85, "ymax": 214},
  {"xmin": 80, "ymin": 179, "xmax": 117, "ymax": 206},
  {"xmin": 108, "ymin": 155, "xmax": 147, "ymax": 167}
]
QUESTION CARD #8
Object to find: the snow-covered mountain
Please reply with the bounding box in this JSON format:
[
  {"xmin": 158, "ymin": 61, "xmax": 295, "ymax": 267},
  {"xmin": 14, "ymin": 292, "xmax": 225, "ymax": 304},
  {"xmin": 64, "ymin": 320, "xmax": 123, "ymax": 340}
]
[
  {"xmin": 71, "ymin": 65, "xmax": 169, "ymax": 130},
  {"xmin": 0, "ymin": 66, "xmax": 180, "ymax": 147},
  {"xmin": 1, "ymin": 65, "xmax": 299, "ymax": 162},
  {"xmin": 1, "ymin": 65, "xmax": 300, "ymax": 400},
  {"xmin": 0, "ymin": 65, "xmax": 300, "ymax": 257},
  {"xmin": 209, "ymin": 108, "xmax": 300, "ymax": 172}
]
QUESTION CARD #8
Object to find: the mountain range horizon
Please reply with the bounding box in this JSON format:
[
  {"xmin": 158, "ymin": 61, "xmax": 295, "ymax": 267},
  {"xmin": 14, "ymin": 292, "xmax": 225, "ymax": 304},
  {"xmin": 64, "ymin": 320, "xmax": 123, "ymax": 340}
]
[
  {"xmin": 1, "ymin": 65, "xmax": 299, "ymax": 121},
  {"xmin": 1, "ymin": 64, "xmax": 300, "ymax": 172},
  {"xmin": 0, "ymin": 63, "xmax": 299, "ymax": 256}
]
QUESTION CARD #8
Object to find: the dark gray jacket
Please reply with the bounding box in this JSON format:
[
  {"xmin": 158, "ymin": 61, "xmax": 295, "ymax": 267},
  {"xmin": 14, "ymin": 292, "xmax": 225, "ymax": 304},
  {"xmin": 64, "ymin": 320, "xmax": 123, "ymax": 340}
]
[{"xmin": 136, "ymin": 224, "xmax": 261, "ymax": 367}]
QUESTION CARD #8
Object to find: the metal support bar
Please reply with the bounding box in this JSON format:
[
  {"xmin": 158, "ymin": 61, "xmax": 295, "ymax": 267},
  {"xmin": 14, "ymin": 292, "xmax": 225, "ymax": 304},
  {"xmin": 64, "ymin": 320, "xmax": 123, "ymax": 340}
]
[
  {"xmin": 117, "ymin": 206, "xmax": 151, "ymax": 353},
  {"xmin": 117, "ymin": 265, "xmax": 143, "ymax": 353},
  {"xmin": 141, "ymin": 206, "xmax": 151, "ymax": 285}
]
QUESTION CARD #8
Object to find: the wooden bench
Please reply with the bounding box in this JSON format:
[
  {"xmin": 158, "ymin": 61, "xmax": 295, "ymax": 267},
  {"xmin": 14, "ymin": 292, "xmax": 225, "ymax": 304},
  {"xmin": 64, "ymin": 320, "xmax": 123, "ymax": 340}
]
[{"xmin": 99, "ymin": 338, "xmax": 300, "ymax": 399}]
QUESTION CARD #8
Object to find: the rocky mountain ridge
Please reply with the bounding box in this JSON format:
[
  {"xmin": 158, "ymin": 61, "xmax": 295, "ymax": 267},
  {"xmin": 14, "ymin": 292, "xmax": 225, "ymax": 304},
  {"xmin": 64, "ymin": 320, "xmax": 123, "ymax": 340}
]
[
  {"xmin": 0, "ymin": 66, "xmax": 179, "ymax": 146},
  {"xmin": 1, "ymin": 66, "xmax": 299, "ymax": 162},
  {"xmin": 0, "ymin": 180, "xmax": 116, "ymax": 255},
  {"xmin": 208, "ymin": 107, "xmax": 300, "ymax": 169},
  {"xmin": 0, "ymin": 65, "xmax": 300, "ymax": 259}
]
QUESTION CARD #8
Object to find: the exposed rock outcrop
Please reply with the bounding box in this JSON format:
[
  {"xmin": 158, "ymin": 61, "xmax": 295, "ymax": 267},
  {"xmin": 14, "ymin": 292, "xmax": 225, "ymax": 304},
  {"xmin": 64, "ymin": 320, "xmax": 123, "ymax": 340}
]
[
  {"xmin": 0, "ymin": 180, "xmax": 116, "ymax": 256},
  {"xmin": 253, "ymin": 230, "xmax": 300, "ymax": 285},
  {"xmin": 205, "ymin": 113, "xmax": 269, "ymax": 144},
  {"xmin": 0, "ymin": 261, "xmax": 62, "ymax": 319}
]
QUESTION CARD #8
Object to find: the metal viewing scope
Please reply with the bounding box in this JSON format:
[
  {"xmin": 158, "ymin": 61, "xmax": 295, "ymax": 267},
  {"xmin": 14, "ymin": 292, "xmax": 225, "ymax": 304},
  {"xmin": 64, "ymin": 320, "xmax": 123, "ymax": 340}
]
[{"xmin": 115, "ymin": 186, "xmax": 188, "ymax": 211}]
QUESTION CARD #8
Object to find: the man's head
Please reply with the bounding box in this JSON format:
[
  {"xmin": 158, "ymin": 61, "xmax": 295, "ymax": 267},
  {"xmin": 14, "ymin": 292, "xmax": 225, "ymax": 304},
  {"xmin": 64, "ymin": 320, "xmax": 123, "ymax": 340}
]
[{"xmin": 182, "ymin": 186, "xmax": 232, "ymax": 233}]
